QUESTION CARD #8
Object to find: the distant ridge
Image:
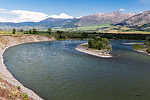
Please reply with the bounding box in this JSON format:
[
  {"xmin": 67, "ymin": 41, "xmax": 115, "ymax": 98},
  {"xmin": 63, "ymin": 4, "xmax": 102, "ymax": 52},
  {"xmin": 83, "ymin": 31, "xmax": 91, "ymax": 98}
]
[
  {"xmin": 78, "ymin": 11, "xmax": 135, "ymax": 26},
  {"xmin": 117, "ymin": 10, "xmax": 150, "ymax": 27}
]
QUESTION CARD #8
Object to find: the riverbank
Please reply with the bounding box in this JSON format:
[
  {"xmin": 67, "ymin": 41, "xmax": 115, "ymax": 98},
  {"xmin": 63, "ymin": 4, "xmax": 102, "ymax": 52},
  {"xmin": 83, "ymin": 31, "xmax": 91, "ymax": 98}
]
[
  {"xmin": 133, "ymin": 49, "xmax": 150, "ymax": 56},
  {"xmin": 75, "ymin": 43, "xmax": 113, "ymax": 58},
  {"xmin": 122, "ymin": 42, "xmax": 150, "ymax": 56},
  {"xmin": 0, "ymin": 35, "xmax": 55, "ymax": 100},
  {"xmin": 123, "ymin": 42, "xmax": 144, "ymax": 45}
]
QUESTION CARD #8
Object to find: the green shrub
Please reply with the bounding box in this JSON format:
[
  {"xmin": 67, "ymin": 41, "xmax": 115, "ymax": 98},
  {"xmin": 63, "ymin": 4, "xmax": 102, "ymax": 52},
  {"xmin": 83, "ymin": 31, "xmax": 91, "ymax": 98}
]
[
  {"xmin": 17, "ymin": 86, "xmax": 21, "ymax": 90},
  {"xmin": 88, "ymin": 40, "xmax": 92, "ymax": 48},
  {"xmin": 95, "ymin": 41, "xmax": 103, "ymax": 50},
  {"xmin": 22, "ymin": 93, "xmax": 28, "ymax": 100},
  {"xmin": 132, "ymin": 44, "xmax": 144, "ymax": 50},
  {"xmin": 146, "ymin": 48, "xmax": 150, "ymax": 53},
  {"xmin": 144, "ymin": 37, "xmax": 150, "ymax": 47},
  {"xmin": 88, "ymin": 37, "xmax": 112, "ymax": 51},
  {"xmin": 144, "ymin": 41, "xmax": 150, "ymax": 47}
]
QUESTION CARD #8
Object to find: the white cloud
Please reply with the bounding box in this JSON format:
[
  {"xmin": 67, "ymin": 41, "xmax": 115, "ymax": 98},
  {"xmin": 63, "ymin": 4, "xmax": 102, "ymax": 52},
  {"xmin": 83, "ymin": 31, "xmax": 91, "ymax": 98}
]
[
  {"xmin": 10, "ymin": 10, "xmax": 49, "ymax": 22},
  {"xmin": 0, "ymin": 9, "xmax": 74, "ymax": 22},
  {"xmin": 0, "ymin": 8, "xmax": 9, "ymax": 13},
  {"xmin": 0, "ymin": 9, "xmax": 49, "ymax": 22},
  {"xmin": 0, "ymin": 18, "xmax": 10, "ymax": 22},
  {"xmin": 0, "ymin": 8, "xmax": 7, "ymax": 11},
  {"xmin": 49, "ymin": 13, "xmax": 73, "ymax": 19},
  {"xmin": 119, "ymin": 9, "xmax": 126, "ymax": 12}
]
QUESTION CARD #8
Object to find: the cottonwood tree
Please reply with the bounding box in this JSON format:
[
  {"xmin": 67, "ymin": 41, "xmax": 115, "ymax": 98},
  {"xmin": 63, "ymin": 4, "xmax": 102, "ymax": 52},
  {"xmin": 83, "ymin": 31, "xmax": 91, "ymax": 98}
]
[
  {"xmin": 47, "ymin": 28, "xmax": 52, "ymax": 35},
  {"xmin": 32, "ymin": 28, "xmax": 38, "ymax": 34},
  {"xmin": 28, "ymin": 29, "xmax": 32, "ymax": 34},
  {"xmin": 12, "ymin": 28, "xmax": 16, "ymax": 34},
  {"xmin": 57, "ymin": 31, "xmax": 64, "ymax": 39}
]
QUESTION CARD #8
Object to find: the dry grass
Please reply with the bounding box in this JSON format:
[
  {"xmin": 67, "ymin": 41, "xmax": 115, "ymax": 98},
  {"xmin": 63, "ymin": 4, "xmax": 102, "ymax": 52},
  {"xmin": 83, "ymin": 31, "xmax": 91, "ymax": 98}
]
[{"xmin": 0, "ymin": 78, "xmax": 33, "ymax": 100}]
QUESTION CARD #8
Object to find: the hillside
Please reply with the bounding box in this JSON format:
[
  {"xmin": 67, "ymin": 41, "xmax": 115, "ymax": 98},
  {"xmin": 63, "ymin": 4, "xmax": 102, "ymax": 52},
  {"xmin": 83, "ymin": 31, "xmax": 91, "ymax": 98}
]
[
  {"xmin": 115, "ymin": 10, "xmax": 150, "ymax": 31},
  {"xmin": 78, "ymin": 11, "xmax": 135, "ymax": 26},
  {"xmin": 117, "ymin": 11, "xmax": 150, "ymax": 26}
]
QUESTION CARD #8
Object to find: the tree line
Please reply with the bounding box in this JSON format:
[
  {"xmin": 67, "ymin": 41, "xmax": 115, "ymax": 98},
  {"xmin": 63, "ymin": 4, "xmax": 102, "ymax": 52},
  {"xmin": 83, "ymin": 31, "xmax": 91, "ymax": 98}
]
[{"xmin": 11, "ymin": 28, "xmax": 150, "ymax": 40}]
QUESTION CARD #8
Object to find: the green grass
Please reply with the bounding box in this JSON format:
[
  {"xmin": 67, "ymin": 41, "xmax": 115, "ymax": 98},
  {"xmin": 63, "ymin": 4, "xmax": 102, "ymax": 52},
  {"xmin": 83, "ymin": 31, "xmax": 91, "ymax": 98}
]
[
  {"xmin": 132, "ymin": 44, "xmax": 145, "ymax": 50},
  {"xmin": 0, "ymin": 30, "xmax": 53, "ymax": 36},
  {"xmin": 51, "ymin": 24, "xmax": 150, "ymax": 34},
  {"xmin": 0, "ymin": 30, "xmax": 31, "ymax": 36},
  {"xmin": 77, "ymin": 23, "xmax": 113, "ymax": 30},
  {"xmin": 52, "ymin": 23, "xmax": 113, "ymax": 32}
]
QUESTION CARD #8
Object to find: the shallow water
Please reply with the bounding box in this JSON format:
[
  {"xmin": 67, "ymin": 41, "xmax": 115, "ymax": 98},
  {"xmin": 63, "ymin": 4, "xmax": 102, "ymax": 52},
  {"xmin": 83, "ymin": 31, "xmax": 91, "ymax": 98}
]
[{"xmin": 3, "ymin": 40, "xmax": 150, "ymax": 100}]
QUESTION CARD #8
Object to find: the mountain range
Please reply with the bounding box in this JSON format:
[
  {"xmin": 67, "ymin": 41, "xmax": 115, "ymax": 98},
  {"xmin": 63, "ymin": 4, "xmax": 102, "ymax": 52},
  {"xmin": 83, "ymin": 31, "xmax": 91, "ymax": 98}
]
[{"xmin": 0, "ymin": 10, "xmax": 150, "ymax": 31}]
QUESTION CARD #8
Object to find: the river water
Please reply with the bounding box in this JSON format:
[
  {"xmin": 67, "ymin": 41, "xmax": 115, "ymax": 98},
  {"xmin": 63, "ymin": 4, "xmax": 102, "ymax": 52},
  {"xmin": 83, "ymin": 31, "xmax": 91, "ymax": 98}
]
[{"xmin": 3, "ymin": 40, "xmax": 150, "ymax": 100}]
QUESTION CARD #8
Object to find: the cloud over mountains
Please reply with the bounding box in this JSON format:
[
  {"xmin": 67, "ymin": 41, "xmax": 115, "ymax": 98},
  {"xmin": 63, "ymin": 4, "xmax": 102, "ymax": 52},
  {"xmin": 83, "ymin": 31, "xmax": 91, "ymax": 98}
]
[{"xmin": 0, "ymin": 8, "xmax": 74, "ymax": 23}]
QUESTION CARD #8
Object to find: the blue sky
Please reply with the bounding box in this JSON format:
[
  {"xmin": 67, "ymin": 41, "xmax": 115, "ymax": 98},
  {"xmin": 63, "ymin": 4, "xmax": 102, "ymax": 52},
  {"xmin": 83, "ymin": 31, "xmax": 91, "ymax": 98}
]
[{"xmin": 0, "ymin": 0, "xmax": 149, "ymax": 22}]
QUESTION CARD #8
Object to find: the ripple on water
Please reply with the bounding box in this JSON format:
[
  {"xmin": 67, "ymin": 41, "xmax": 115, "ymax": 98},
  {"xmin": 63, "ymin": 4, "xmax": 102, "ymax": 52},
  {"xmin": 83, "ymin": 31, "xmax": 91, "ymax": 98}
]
[{"xmin": 3, "ymin": 40, "xmax": 150, "ymax": 100}]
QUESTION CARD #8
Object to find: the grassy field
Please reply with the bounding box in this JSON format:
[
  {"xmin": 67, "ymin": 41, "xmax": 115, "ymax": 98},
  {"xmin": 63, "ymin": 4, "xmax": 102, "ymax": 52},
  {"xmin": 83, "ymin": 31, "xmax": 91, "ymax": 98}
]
[
  {"xmin": 52, "ymin": 23, "xmax": 113, "ymax": 32},
  {"xmin": 0, "ymin": 30, "xmax": 30, "ymax": 36},
  {"xmin": 0, "ymin": 30, "xmax": 52, "ymax": 36},
  {"xmin": 51, "ymin": 24, "xmax": 150, "ymax": 34}
]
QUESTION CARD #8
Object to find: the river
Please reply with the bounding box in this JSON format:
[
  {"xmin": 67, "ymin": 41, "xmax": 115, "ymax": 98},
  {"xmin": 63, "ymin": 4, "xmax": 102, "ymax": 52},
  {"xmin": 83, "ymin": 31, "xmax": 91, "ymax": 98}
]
[{"xmin": 3, "ymin": 40, "xmax": 150, "ymax": 100}]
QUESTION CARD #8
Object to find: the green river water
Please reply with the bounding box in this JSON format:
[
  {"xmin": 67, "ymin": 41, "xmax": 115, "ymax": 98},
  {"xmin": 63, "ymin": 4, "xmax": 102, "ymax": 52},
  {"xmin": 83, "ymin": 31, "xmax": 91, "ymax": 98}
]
[{"xmin": 3, "ymin": 40, "xmax": 150, "ymax": 100}]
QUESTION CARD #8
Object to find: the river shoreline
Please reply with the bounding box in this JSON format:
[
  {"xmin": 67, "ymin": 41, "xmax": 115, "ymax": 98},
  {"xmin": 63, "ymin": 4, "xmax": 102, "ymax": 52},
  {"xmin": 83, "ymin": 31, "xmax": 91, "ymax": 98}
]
[
  {"xmin": 122, "ymin": 42, "xmax": 150, "ymax": 56},
  {"xmin": 0, "ymin": 35, "xmax": 55, "ymax": 100},
  {"xmin": 75, "ymin": 43, "xmax": 113, "ymax": 58},
  {"xmin": 133, "ymin": 49, "xmax": 150, "ymax": 56},
  {"xmin": 122, "ymin": 42, "xmax": 144, "ymax": 45}
]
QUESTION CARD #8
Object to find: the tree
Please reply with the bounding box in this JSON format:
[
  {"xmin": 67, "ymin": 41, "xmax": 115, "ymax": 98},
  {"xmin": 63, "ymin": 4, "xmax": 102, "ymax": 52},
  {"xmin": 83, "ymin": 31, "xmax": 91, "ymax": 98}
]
[
  {"xmin": 56, "ymin": 31, "xmax": 64, "ymax": 39},
  {"xmin": 47, "ymin": 28, "xmax": 52, "ymax": 35},
  {"xmin": 12, "ymin": 28, "xmax": 16, "ymax": 34},
  {"xmin": 28, "ymin": 29, "xmax": 32, "ymax": 34},
  {"xmin": 56, "ymin": 30, "xmax": 63, "ymax": 34},
  {"xmin": 19, "ymin": 29, "xmax": 24, "ymax": 32},
  {"xmin": 81, "ymin": 32, "xmax": 88, "ymax": 38},
  {"xmin": 145, "ymin": 37, "xmax": 150, "ymax": 47},
  {"xmin": 88, "ymin": 37, "xmax": 112, "ymax": 51},
  {"xmin": 146, "ymin": 48, "xmax": 150, "ymax": 53},
  {"xmin": 32, "ymin": 28, "xmax": 38, "ymax": 34}
]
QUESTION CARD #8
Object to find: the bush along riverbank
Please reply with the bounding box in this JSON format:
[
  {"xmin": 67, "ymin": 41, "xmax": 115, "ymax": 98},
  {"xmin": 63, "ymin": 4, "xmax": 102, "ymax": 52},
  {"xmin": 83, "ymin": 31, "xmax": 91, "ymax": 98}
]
[
  {"xmin": 0, "ymin": 35, "xmax": 55, "ymax": 100},
  {"xmin": 132, "ymin": 37, "xmax": 150, "ymax": 56},
  {"xmin": 76, "ymin": 37, "xmax": 112, "ymax": 58}
]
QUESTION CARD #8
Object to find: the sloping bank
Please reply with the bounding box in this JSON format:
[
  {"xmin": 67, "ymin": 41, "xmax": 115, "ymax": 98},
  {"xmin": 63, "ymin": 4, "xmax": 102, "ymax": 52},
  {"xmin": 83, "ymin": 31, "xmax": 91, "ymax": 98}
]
[{"xmin": 0, "ymin": 35, "xmax": 55, "ymax": 100}]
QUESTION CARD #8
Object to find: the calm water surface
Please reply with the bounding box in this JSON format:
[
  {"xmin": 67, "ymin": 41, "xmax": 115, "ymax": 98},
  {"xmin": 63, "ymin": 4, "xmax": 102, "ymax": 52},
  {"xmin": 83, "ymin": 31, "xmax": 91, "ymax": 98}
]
[{"xmin": 3, "ymin": 40, "xmax": 150, "ymax": 100}]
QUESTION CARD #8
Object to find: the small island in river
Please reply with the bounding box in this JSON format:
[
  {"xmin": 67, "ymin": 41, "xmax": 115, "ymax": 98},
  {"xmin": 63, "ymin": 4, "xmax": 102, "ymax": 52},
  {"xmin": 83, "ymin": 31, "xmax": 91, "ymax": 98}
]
[
  {"xmin": 123, "ymin": 37, "xmax": 150, "ymax": 56},
  {"xmin": 76, "ymin": 37, "xmax": 113, "ymax": 58}
]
